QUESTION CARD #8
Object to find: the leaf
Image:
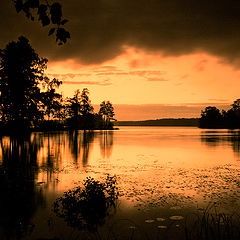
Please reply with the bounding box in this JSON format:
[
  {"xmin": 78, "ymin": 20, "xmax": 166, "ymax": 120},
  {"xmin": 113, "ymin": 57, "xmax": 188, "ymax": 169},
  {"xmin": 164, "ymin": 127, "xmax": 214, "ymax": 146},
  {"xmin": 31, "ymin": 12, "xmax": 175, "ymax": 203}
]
[
  {"xmin": 61, "ymin": 19, "xmax": 68, "ymax": 25},
  {"xmin": 37, "ymin": 4, "xmax": 47, "ymax": 15},
  {"xmin": 41, "ymin": 16, "xmax": 50, "ymax": 26},
  {"xmin": 27, "ymin": 0, "xmax": 39, "ymax": 8},
  {"xmin": 56, "ymin": 28, "xmax": 70, "ymax": 44},
  {"xmin": 15, "ymin": 0, "xmax": 23, "ymax": 13},
  {"xmin": 48, "ymin": 28, "xmax": 56, "ymax": 36},
  {"xmin": 50, "ymin": 3, "xmax": 62, "ymax": 24}
]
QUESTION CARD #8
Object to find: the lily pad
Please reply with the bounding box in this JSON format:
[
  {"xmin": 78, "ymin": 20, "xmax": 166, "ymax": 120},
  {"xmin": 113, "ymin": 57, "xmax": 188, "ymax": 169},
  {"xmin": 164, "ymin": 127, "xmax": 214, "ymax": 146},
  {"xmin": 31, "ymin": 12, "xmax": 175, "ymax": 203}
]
[
  {"xmin": 157, "ymin": 225, "xmax": 167, "ymax": 229},
  {"xmin": 145, "ymin": 219, "xmax": 155, "ymax": 223},
  {"xmin": 129, "ymin": 226, "xmax": 136, "ymax": 229},
  {"xmin": 170, "ymin": 216, "xmax": 184, "ymax": 220}
]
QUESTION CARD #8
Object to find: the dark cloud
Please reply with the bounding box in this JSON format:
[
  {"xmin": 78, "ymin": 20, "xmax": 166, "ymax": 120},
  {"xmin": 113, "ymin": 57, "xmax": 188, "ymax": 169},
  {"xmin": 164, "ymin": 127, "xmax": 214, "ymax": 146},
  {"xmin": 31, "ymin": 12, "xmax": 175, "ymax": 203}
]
[{"xmin": 1, "ymin": 0, "xmax": 240, "ymax": 65}]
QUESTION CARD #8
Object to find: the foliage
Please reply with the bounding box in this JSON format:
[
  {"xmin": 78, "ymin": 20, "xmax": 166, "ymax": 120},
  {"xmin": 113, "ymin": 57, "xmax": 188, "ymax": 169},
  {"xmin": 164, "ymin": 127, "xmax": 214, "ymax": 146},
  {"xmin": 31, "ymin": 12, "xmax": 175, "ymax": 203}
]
[
  {"xmin": 199, "ymin": 99, "xmax": 240, "ymax": 129},
  {"xmin": 53, "ymin": 175, "xmax": 119, "ymax": 232},
  {"xmin": 41, "ymin": 77, "xmax": 64, "ymax": 120},
  {"xmin": 66, "ymin": 88, "xmax": 95, "ymax": 129},
  {"xmin": 0, "ymin": 36, "xmax": 47, "ymax": 128},
  {"xmin": 0, "ymin": 36, "xmax": 66, "ymax": 131},
  {"xmin": 99, "ymin": 101, "xmax": 115, "ymax": 129},
  {"xmin": 13, "ymin": 0, "xmax": 70, "ymax": 44},
  {"xmin": 200, "ymin": 106, "xmax": 223, "ymax": 128},
  {"xmin": 0, "ymin": 37, "xmax": 116, "ymax": 132},
  {"xmin": 67, "ymin": 89, "xmax": 81, "ymax": 120},
  {"xmin": 79, "ymin": 88, "xmax": 94, "ymax": 116}
]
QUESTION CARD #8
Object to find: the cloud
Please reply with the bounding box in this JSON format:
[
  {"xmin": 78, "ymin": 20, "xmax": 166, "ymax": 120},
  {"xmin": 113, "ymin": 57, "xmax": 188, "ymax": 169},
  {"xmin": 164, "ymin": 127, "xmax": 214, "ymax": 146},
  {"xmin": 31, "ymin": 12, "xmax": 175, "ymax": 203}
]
[
  {"xmin": 180, "ymin": 74, "xmax": 189, "ymax": 79},
  {"xmin": 95, "ymin": 66, "xmax": 118, "ymax": 71},
  {"xmin": 147, "ymin": 78, "xmax": 168, "ymax": 82},
  {"xmin": 208, "ymin": 99, "xmax": 229, "ymax": 102},
  {"xmin": 48, "ymin": 73, "xmax": 92, "ymax": 80},
  {"xmin": 194, "ymin": 59, "xmax": 208, "ymax": 71},
  {"xmin": 183, "ymin": 102, "xmax": 231, "ymax": 106},
  {"xmin": 2, "ymin": 0, "xmax": 240, "ymax": 66},
  {"xmin": 63, "ymin": 80, "xmax": 112, "ymax": 86},
  {"xmin": 96, "ymin": 72, "xmax": 129, "ymax": 76},
  {"xmin": 96, "ymin": 70, "xmax": 165, "ymax": 76}
]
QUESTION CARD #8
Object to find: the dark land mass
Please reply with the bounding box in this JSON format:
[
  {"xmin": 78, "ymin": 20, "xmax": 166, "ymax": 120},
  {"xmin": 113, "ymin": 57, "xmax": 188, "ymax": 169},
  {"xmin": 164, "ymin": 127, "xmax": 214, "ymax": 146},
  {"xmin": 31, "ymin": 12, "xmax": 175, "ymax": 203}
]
[{"xmin": 115, "ymin": 118, "xmax": 200, "ymax": 127}]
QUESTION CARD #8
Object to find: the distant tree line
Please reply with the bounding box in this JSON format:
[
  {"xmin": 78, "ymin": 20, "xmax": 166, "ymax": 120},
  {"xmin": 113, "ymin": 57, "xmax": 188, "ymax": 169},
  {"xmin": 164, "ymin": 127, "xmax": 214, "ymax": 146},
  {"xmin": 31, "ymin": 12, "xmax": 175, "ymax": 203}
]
[
  {"xmin": 0, "ymin": 36, "xmax": 115, "ymax": 133},
  {"xmin": 200, "ymin": 99, "xmax": 240, "ymax": 129}
]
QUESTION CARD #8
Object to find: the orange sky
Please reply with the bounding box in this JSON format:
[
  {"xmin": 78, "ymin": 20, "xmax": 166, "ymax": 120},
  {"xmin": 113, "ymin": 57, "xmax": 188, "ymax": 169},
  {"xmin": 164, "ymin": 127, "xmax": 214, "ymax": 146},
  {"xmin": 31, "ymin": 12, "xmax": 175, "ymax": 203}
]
[
  {"xmin": 46, "ymin": 47, "xmax": 240, "ymax": 120},
  {"xmin": 1, "ymin": 0, "xmax": 240, "ymax": 120}
]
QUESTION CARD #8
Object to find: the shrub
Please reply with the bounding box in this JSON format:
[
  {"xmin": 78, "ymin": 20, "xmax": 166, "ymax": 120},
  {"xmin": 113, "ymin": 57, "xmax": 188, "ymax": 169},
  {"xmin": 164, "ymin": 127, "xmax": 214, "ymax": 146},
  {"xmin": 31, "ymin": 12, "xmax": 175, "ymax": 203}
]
[{"xmin": 53, "ymin": 175, "xmax": 119, "ymax": 232}]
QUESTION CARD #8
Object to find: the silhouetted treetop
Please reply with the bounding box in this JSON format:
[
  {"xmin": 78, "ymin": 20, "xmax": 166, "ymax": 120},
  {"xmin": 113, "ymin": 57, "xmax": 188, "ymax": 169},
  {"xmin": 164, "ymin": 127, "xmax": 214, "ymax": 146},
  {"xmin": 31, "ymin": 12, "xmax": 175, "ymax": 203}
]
[
  {"xmin": 99, "ymin": 100, "xmax": 114, "ymax": 116},
  {"xmin": 200, "ymin": 99, "xmax": 240, "ymax": 129},
  {"xmin": 231, "ymin": 99, "xmax": 240, "ymax": 111},
  {"xmin": 0, "ymin": 36, "xmax": 65, "ymax": 131},
  {"xmin": 13, "ymin": 0, "xmax": 70, "ymax": 45},
  {"xmin": 99, "ymin": 101, "xmax": 115, "ymax": 129},
  {"xmin": 0, "ymin": 36, "xmax": 47, "ymax": 125},
  {"xmin": 80, "ymin": 88, "xmax": 94, "ymax": 116},
  {"xmin": 41, "ymin": 77, "xmax": 63, "ymax": 120}
]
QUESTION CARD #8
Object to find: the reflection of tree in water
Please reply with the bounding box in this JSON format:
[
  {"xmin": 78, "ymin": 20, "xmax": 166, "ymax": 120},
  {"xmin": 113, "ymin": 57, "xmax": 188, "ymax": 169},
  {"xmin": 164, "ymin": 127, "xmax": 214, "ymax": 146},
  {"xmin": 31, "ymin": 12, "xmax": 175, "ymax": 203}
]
[
  {"xmin": 39, "ymin": 132, "xmax": 63, "ymax": 187},
  {"xmin": 0, "ymin": 134, "xmax": 44, "ymax": 240},
  {"xmin": 68, "ymin": 130, "xmax": 94, "ymax": 167},
  {"xmin": 201, "ymin": 130, "xmax": 240, "ymax": 155},
  {"xmin": 99, "ymin": 131, "xmax": 114, "ymax": 158}
]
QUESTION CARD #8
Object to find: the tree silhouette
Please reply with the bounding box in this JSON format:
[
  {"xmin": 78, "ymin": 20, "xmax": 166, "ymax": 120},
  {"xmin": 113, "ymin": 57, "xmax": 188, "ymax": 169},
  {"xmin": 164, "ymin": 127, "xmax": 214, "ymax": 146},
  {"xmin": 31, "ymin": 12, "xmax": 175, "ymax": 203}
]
[
  {"xmin": 14, "ymin": 0, "xmax": 70, "ymax": 44},
  {"xmin": 199, "ymin": 106, "xmax": 223, "ymax": 128},
  {"xmin": 0, "ymin": 36, "xmax": 47, "ymax": 130},
  {"xmin": 199, "ymin": 99, "xmax": 240, "ymax": 129},
  {"xmin": 223, "ymin": 99, "xmax": 240, "ymax": 128},
  {"xmin": 79, "ymin": 88, "xmax": 94, "ymax": 116},
  {"xmin": 66, "ymin": 88, "xmax": 94, "ymax": 129},
  {"xmin": 67, "ymin": 89, "xmax": 81, "ymax": 123},
  {"xmin": 99, "ymin": 101, "xmax": 115, "ymax": 129},
  {"xmin": 41, "ymin": 77, "xmax": 63, "ymax": 120}
]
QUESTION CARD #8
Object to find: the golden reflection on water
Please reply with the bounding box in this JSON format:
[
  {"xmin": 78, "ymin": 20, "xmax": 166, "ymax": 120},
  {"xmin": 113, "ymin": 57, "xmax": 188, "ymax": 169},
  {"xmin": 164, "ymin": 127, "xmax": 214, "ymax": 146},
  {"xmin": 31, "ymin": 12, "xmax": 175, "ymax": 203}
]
[
  {"xmin": 2, "ymin": 127, "xmax": 240, "ymax": 239},
  {"xmin": 1, "ymin": 127, "xmax": 240, "ymax": 209}
]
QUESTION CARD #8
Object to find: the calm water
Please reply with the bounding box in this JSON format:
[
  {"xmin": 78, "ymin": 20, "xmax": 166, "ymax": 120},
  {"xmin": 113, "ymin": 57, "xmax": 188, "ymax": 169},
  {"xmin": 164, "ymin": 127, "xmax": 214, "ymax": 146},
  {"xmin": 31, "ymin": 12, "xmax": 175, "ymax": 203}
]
[{"xmin": 1, "ymin": 126, "xmax": 240, "ymax": 240}]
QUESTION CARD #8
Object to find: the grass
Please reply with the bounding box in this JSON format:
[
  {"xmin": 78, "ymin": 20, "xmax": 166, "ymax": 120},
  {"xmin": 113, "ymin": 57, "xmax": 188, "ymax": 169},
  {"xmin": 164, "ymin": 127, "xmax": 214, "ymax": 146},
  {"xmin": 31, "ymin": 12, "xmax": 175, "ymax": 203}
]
[{"xmin": 185, "ymin": 203, "xmax": 240, "ymax": 240}]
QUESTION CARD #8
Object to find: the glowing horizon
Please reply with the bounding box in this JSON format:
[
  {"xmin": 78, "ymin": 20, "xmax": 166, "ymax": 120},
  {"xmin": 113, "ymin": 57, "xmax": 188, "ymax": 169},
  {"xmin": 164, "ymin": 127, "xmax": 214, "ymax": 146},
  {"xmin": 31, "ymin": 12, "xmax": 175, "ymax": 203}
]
[{"xmin": 45, "ymin": 47, "xmax": 239, "ymax": 120}]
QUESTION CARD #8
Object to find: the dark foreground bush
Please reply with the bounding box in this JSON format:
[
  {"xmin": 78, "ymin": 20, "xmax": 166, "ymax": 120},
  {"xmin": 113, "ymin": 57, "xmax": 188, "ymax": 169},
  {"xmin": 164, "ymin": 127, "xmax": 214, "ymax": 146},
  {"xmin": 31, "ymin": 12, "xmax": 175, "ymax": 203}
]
[{"xmin": 53, "ymin": 175, "xmax": 119, "ymax": 232}]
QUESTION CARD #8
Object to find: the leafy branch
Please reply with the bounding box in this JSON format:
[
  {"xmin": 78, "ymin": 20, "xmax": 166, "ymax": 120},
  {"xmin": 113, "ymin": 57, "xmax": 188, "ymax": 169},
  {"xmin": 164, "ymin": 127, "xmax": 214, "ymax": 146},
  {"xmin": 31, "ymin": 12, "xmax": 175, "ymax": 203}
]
[{"xmin": 14, "ymin": 0, "xmax": 70, "ymax": 45}]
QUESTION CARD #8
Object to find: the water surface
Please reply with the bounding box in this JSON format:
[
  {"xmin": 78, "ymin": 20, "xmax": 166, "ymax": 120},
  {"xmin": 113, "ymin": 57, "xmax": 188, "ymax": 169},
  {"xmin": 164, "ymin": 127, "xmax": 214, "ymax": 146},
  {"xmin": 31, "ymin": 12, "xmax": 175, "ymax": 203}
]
[{"xmin": 1, "ymin": 127, "xmax": 240, "ymax": 239}]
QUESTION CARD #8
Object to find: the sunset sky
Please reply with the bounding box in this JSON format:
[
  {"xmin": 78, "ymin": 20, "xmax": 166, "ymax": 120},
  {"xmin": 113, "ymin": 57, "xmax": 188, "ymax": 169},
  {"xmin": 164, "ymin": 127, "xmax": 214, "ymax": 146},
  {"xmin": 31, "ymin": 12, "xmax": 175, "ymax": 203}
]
[{"xmin": 1, "ymin": 0, "xmax": 240, "ymax": 120}]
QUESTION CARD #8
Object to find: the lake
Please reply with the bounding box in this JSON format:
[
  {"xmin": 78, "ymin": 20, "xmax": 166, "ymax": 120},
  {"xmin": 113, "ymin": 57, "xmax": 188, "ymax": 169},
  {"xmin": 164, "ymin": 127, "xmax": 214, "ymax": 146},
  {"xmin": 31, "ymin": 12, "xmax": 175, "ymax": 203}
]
[{"xmin": 1, "ymin": 126, "xmax": 240, "ymax": 240}]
